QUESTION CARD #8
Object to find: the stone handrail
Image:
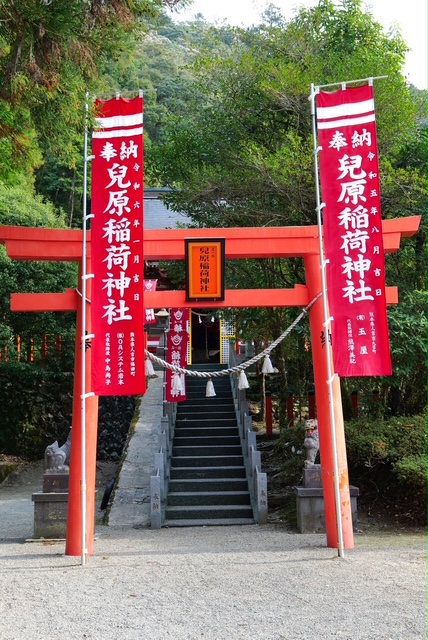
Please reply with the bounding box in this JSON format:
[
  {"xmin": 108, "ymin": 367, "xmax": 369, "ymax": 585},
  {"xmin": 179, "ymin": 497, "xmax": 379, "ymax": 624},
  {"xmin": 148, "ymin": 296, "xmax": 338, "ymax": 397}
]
[{"xmin": 150, "ymin": 412, "xmax": 175, "ymax": 529}]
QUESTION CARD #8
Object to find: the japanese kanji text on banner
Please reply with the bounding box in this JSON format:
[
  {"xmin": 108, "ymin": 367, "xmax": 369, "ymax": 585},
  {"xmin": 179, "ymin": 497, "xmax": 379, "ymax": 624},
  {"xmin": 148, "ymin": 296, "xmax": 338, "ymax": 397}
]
[
  {"xmin": 316, "ymin": 85, "xmax": 392, "ymax": 377},
  {"xmin": 91, "ymin": 96, "xmax": 146, "ymax": 396}
]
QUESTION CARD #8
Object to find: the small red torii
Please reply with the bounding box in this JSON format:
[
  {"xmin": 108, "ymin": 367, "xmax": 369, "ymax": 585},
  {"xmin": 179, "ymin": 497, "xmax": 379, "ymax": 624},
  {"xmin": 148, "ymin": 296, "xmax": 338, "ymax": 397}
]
[{"xmin": 0, "ymin": 215, "xmax": 420, "ymax": 557}]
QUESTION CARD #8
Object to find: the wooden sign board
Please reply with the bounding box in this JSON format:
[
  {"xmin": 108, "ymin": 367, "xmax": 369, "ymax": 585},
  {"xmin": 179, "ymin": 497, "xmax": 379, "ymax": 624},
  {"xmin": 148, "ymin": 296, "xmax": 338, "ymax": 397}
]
[{"xmin": 185, "ymin": 239, "xmax": 225, "ymax": 302}]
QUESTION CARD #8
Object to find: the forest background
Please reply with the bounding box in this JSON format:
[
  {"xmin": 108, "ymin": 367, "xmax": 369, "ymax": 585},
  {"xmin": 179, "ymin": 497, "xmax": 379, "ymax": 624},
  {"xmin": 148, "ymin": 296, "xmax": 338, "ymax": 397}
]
[{"xmin": 0, "ymin": 0, "xmax": 425, "ymax": 523}]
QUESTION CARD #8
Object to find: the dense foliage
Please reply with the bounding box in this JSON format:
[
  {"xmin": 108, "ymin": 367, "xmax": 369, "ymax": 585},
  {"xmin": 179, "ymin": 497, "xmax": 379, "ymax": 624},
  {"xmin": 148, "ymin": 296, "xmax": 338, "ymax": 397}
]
[{"xmin": 264, "ymin": 413, "xmax": 427, "ymax": 526}]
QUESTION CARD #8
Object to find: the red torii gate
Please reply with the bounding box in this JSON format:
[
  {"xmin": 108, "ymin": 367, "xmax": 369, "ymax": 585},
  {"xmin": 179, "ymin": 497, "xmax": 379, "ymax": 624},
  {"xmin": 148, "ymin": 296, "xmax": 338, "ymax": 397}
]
[{"xmin": 0, "ymin": 215, "xmax": 420, "ymax": 557}]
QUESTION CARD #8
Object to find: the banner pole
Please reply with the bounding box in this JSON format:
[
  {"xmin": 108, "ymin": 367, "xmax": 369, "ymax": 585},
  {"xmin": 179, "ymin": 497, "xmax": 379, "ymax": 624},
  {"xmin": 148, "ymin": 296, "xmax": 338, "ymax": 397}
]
[
  {"xmin": 80, "ymin": 93, "xmax": 90, "ymax": 567},
  {"xmin": 309, "ymin": 83, "xmax": 345, "ymax": 558},
  {"xmin": 316, "ymin": 75, "xmax": 387, "ymax": 90}
]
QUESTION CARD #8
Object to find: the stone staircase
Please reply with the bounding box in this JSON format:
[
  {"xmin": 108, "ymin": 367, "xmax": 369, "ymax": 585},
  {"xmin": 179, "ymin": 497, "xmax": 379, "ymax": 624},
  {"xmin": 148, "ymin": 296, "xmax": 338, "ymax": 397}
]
[{"xmin": 164, "ymin": 364, "xmax": 255, "ymax": 527}]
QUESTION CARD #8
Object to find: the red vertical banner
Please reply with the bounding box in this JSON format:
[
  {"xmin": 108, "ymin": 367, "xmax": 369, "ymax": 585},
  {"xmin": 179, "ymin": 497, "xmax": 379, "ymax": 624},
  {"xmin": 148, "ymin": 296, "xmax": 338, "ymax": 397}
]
[
  {"xmin": 316, "ymin": 85, "xmax": 392, "ymax": 377},
  {"xmin": 166, "ymin": 308, "xmax": 190, "ymax": 403},
  {"xmin": 91, "ymin": 96, "xmax": 146, "ymax": 396},
  {"xmin": 143, "ymin": 279, "xmax": 158, "ymax": 325}
]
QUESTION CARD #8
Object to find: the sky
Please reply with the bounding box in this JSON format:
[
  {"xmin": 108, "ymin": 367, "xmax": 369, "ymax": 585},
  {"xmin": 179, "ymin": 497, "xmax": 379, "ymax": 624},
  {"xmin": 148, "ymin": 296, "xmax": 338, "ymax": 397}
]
[{"xmin": 169, "ymin": 0, "xmax": 427, "ymax": 89}]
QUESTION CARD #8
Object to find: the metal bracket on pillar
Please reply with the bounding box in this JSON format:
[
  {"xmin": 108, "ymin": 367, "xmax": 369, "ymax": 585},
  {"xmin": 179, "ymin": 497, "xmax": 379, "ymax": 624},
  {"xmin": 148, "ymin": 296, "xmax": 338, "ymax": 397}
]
[
  {"xmin": 86, "ymin": 155, "xmax": 95, "ymax": 162},
  {"xmin": 308, "ymin": 85, "xmax": 320, "ymax": 103},
  {"xmin": 323, "ymin": 317, "xmax": 334, "ymax": 328},
  {"xmin": 316, "ymin": 202, "xmax": 326, "ymax": 223},
  {"xmin": 81, "ymin": 392, "xmax": 95, "ymax": 399}
]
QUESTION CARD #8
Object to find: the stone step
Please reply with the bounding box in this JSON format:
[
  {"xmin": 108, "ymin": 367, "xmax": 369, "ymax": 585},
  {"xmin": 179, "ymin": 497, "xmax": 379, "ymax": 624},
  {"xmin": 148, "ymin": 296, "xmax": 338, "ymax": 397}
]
[
  {"xmin": 163, "ymin": 518, "xmax": 255, "ymax": 527},
  {"xmin": 173, "ymin": 445, "xmax": 243, "ymax": 457},
  {"xmin": 176, "ymin": 417, "xmax": 238, "ymax": 428},
  {"xmin": 186, "ymin": 381, "xmax": 231, "ymax": 391},
  {"xmin": 173, "ymin": 435, "xmax": 241, "ymax": 447},
  {"xmin": 174, "ymin": 427, "xmax": 239, "ymax": 438},
  {"xmin": 177, "ymin": 402, "xmax": 235, "ymax": 412},
  {"xmin": 171, "ymin": 455, "xmax": 244, "ymax": 467},
  {"xmin": 187, "ymin": 364, "xmax": 225, "ymax": 372},
  {"xmin": 167, "ymin": 491, "xmax": 251, "ymax": 507},
  {"xmin": 170, "ymin": 466, "xmax": 247, "ymax": 480},
  {"xmin": 168, "ymin": 478, "xmax": 249, "ymax": 493},
  {"xmin": 165, "ymin": 504, "xmax": 254, "ymax": 521},
  {"xmin": 184, "ymin": 396, "xmax": 234, "ymax": 405},
  {"xmin": 186, "ymin": 390, "xmax": 233, "ymax": 399},
  {"xmin": 176, "ymin": 409, "xmax": 236, "ymax": 424}
]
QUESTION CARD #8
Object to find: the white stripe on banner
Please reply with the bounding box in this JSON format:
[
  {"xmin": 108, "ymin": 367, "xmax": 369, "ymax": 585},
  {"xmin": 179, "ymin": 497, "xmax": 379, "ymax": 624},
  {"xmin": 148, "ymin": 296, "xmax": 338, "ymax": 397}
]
[
  {"xmin": 92, "ymin": 126, "xmax": 144, "ymax": 139},
  {"xmin": 317, "ymin": 113, "xmax": 376, "ymax": 130},
  {"xmin": 95, "ymin": 113, "xmax": 143, "ymax": 129},
  {"xmin": 316, "ymin": 98, "xmax": 374, "ymax": 120}
]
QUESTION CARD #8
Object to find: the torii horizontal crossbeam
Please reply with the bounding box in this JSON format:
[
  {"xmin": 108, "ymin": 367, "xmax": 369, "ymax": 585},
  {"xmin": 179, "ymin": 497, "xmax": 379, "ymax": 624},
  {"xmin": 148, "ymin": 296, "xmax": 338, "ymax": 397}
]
[
  {"xmin": 11, "ymin": 285, "xmax": 399, "ymax": 312},
  {"xmin": 0, "ymin": 217, "xmax": 420, "ymax": 261}
]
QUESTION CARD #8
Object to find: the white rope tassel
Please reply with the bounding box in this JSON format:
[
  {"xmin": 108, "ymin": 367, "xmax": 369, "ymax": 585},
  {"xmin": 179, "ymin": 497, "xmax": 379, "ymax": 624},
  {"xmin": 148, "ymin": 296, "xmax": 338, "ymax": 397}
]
[
  {"xmin": 238, "ymin": 370, "xmax": 249, "ymax": 390},
  {"xmin": 145, "ymin": 358, "xmax": 156, "ymax": 377},
  {"xmin": 262, "ymin": 355, "xmax": 274, "ymax": 374},
  {"xmin": 172, "ymin": 372, "xmax": 183, "ymax": 393},
  {"xmin": 206, "ymin": 379, "xmax": 216, "ymax": 397}
]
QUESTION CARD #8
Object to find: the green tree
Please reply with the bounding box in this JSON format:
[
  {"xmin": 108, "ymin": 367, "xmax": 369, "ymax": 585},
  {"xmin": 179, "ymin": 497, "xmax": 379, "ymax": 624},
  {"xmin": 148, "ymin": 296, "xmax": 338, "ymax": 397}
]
[
  {"xmin": 0, "ymin": 180, "xmax": 77, "ymax": 367},
  {"xmin": 151, "ymin": 0, "xmax": 425, "ymax": 420},
  {"xmin": 0, "ymin": 0, "xmax": 188, "ymax": 221}
]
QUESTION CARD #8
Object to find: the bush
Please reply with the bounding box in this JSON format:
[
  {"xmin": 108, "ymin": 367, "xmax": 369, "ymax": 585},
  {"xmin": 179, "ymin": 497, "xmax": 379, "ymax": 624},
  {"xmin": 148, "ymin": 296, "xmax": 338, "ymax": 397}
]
[
  {"xmin": 262, "ymin": 421, "xmax": 311, "ymax": 487},
  {"xmin": 262, "ymin": 415, "xmax": 427, "ymax": 525},
  {"xmin": 393, "ymin": 455, "xmax": 427, "ymax": 491},
  {"xmin": 0, "ymin": 363, "xmax": 73, "ymax": 459},
  {"xmin": 345, "ymin": 414, "xmax": 427, "ymax": 524},
  {"xmin": 0, "ymin": 363, "xmax": 136, "ymax": 462}
]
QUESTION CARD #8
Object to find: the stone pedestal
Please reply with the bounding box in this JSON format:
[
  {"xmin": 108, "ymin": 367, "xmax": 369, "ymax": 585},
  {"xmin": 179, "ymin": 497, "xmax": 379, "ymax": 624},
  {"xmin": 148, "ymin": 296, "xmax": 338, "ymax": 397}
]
[
  {"xmin": 294, "ymin": 465, "xmax": 359, "ymax": 533},
  {"xmin": 32, "ymin": 491, "xmax": 69, "ymax": 539},
  {"xmin": 32, "ymin": 472, "xmax": 70, "ymax": 539}
]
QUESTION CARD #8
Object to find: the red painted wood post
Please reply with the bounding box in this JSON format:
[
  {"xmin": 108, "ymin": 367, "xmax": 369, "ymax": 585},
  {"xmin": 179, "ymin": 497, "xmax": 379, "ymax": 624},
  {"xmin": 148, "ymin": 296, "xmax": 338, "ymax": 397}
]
[
  {"xmin": 287, "ymin": 393, "xmax": 294, "ymax": 426},
  {"xmin": 65, "ymin": 262, "xmax": 99, "ymax": 557},
  {"xmin": 265, "ymin": 391, "xmax": 273, "ymax": 436},
  {"xmin": 304, "ymin": 252, "xmax": 354, "ymax": 550}
]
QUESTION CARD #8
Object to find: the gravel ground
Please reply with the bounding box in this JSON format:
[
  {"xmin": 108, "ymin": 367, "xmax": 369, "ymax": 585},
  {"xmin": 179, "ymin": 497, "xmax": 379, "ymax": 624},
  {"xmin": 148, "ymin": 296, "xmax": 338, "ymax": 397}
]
[{"xmin": 0, "ymin": 463, "xmax": 426, "ymax": 640}]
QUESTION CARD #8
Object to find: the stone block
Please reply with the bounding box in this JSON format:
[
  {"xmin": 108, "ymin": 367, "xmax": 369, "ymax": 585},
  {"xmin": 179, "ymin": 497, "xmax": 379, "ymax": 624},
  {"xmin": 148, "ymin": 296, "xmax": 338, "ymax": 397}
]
[
  {"xmin": 42, "ymin": 473, "xmax": 69, "ymax": 493},
  {"xmin": 32, "ymin": 492, "xmax": 69, "ymax": 539},
  {"xmin": 302, "ymin": 465, "xmax": 322, "ymax": 488},
  {"xmin": 294, "ymin": 485, "xmax": 360, "ymax": 533}
]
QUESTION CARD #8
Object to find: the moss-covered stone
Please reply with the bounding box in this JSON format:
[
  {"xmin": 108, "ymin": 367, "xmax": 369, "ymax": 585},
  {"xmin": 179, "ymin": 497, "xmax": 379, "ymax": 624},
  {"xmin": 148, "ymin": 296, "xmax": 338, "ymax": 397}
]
[{"xmin": 0, "ymin": 461, "xmax": 18, "ymax": 483}]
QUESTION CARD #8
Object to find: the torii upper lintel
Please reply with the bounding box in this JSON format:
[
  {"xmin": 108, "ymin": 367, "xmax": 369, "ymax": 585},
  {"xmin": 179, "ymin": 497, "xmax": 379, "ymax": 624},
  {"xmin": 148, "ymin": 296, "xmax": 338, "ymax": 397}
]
[{"xmin": 0, "ymin": 216, "xmax": 420, "ymax": 261}]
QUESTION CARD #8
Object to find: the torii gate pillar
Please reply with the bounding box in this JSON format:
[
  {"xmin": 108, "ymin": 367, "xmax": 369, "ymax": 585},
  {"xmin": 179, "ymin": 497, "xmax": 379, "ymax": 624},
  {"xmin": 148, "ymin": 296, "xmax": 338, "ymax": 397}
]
[
  {"xmin": 305, "ymin": 253, "xmax": 353, "ymax": 549},
  {"xmin": 66, "ymin": 263, "xmax": 99, "ymax": 557}
]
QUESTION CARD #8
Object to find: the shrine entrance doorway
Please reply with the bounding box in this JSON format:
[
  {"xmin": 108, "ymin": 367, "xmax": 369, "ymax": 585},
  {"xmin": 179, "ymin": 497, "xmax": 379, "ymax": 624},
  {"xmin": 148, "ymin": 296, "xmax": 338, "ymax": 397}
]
[{"xmin": 190, "ymin": 311, "xmax": 220, "ymax": 364}]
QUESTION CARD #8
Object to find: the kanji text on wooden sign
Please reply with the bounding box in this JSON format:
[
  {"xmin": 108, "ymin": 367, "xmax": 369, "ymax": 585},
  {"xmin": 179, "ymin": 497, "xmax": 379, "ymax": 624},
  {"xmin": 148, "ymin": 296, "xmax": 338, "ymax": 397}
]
[{"xmin": 185, "ymin": 238, "xmax": 225, "ymax": 302}]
